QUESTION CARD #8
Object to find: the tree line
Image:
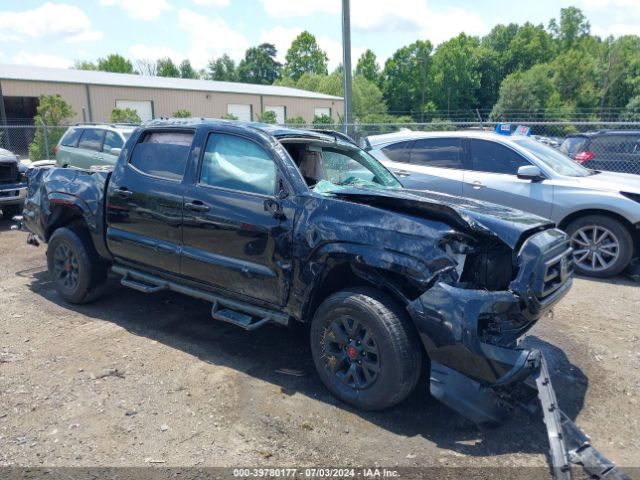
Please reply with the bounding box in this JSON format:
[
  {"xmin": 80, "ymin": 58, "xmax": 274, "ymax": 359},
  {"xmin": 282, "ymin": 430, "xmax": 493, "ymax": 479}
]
[{"xmin": 74, "ymin": 6, "xmax": 640, "ymax": 125}]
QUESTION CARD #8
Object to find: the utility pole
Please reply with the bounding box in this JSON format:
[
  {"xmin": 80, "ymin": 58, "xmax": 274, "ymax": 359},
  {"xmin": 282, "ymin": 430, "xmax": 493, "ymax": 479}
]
[{"xmin": 341, "ymin": 0, "xmax": 353, "ymax": 135}]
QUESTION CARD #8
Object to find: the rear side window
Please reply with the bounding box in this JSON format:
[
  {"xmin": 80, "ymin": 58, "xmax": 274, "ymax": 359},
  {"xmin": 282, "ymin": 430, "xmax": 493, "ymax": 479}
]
[
  {"xmin": 78, "ymin": 129, "xmax": 104, "ymax": 151},
  {"xmin": 590, "ymin": 135, "xmax": 640, "ymax": 155},
  {"xmin": 103, "ymin": 131, "xmax": 124, "ymax": 153},
  {"xmin": 380, "ymin": 141, "xmax": 412, "ymax": 162},
  {"xmin": 129, "ymin": 131, "xmax": 193, "ymax": 181},
  {"xmin": 469, "ymin": 139, "xmax": 530, "ymax": 175},
  {"xmin": 200, "ymin": 133, "xmax": 276, "ymax": 195},
  {"xmin": 410, "ymin": 138, "xmax": 464, "ymax": 168},
  {"xmin": 60, "ymin": 128, "xmax": 82, "ymax": 147}
]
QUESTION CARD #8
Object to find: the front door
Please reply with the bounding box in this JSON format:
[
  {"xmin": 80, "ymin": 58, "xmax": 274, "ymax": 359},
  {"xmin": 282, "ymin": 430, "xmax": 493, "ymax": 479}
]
[
  {"xmin": 180, "ymin": 131, "xmax": 292, "ymax": 306},
  {"xmin": 106, "ymin": 129, "xmax": 194, "ymax": 274},
  {"xmin": 462, "ymin": 138, "xmax": 554, "ymax": 219}
]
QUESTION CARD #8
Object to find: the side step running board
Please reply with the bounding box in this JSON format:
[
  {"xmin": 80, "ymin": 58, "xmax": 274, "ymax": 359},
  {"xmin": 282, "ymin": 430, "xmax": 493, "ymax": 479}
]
[
  {"xmin": 113, "ymin": 266, "xmax": 289, "ymax": 329},
  {"xmin": 121, "ymin": 274, "xmax": 168, "ymax": 293},
  {"xmin": 211, "ymin": 301, "xmax": 274, "ymax": 330},
  {"xmin": 535, "ymin": 354, "xmax": 631, "ymax": 480}
]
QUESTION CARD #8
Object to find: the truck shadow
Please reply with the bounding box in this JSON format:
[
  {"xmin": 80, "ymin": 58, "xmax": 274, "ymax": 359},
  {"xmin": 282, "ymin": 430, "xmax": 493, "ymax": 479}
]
[{"xmin": 25, "ymin": 269, "xmax": 588, "ymax": 461}]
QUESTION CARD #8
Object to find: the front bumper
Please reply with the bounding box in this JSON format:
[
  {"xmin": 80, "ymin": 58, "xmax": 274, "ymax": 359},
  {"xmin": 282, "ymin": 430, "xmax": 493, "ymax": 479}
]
[
  {"xmin": 0, "ymin": 182, "xmax": 27, "ymax": 206},
  {"xmin": 407, "ymin": 228, "xmax": 573, "ymax": 424}
]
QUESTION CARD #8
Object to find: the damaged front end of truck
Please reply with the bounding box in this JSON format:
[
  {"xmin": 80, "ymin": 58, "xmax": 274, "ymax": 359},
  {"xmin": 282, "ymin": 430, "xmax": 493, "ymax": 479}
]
[{"xmin": 315, "ymin": 188, "xmax": 628, "ymax": 480}]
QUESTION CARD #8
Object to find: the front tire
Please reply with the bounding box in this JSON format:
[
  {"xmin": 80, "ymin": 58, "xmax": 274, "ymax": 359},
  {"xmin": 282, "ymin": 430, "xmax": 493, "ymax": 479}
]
[
  {"xmin": 47, "ymin": 226, "xmax": 107, "ymax": 304},
  {"xmin": 566, "ymin": 215, "xmax": 634, "ymax": 278},
  {"xmin": 310, "ymin": 287, "xmax": 421, "ymax": 411}
]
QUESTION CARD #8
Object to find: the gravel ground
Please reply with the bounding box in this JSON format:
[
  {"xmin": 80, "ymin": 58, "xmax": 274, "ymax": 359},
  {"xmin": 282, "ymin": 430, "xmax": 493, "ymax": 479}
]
[{"xmin": 0, "ymin": 217, "xmax": 638, "ymax": 478}]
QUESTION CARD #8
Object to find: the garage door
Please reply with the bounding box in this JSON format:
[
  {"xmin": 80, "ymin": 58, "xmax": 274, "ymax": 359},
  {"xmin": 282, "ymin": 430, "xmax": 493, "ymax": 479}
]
[
  {"xmin": 115, "ymin": 100, "xmax": 153, "ymax": 121},
  {"xmin": 314, "ymin": 107, "xmax": 331, "ymax": 118},
  {"xmin": 227, "ymin": 104, "xmax": 252, "ymax": 122},
  {"xmin": 265, "ymin": 106, "xmax": 285, "ymax": 124}
]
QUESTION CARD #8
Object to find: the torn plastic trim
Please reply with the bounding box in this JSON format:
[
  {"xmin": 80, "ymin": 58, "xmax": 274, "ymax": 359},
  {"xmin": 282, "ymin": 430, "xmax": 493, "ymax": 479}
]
[{"xmin": 533, "ymin": 354, "xmax": 632, "ymax": 480}]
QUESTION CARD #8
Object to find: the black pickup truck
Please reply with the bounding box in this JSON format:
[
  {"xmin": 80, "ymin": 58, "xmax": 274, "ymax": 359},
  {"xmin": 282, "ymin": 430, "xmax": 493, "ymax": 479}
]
[{"xmin": 22, "ymin": 119, "xmax": 574, "ymax": 422}]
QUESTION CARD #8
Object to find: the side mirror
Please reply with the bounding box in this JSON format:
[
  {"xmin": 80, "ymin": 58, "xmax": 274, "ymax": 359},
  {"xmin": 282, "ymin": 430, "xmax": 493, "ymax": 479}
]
[
  {"xmin": 517, "ymin": 165, "xmax": 545, "ymax": 182},
  {"xmin": 110, "ymin": 147, "xmax": 122, "ymax": 156}
]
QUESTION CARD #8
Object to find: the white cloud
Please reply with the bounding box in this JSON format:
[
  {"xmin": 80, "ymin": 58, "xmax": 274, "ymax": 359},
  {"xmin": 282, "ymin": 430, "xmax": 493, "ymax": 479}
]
[
  {"xmin": 259, "ymin": 0, "xmax": 486, "ymax": 46},
  {"xmin": 100, "ymin": 0, "xmax": 172, "ymax": 21},
  {"xmin": 0, "ymin": 2, "xmax": 102, "ymax": 43},
  {"xmin": 128, "ymin": 44, "xmax": 184, "ymax": 63},
  {"xmin": 12, "ymin": 51, "xmax": 73, "ymax": 68},
  {"xmin": 192, "ymin": 0, "xmax": 230, "ymax": 5},
  {"xmin": 260, "ymin": 26, "xmax": 366, "ymax": 72},
  {"xmin": 592, "ymin": 23, "xmax": 640, "ymax": 37},
  {"xmin": 260, "ymin": 26, "xmax": 304, "ymax": 63},
  {"xmin": 259, "ymin": 0, "xmax": 340, "ymax": 18},
  {"xmin": 178, "ymin": 9, "xmax": 250, "ymax": 67}
]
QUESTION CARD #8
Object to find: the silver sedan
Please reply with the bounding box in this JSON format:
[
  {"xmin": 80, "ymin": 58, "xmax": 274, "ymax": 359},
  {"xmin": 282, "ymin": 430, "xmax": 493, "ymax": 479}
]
[{"xmin": 366, "ymin": 130, "xmax": 640, "ymax": 278}]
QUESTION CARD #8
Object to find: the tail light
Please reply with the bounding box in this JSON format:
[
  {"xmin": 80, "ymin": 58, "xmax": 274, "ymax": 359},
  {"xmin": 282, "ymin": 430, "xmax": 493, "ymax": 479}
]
[
  {"xmin": 54, "ymin": 144, "xmax": 59, "ymax": 154},
  {"xmin": 574, "ymin": 151, "xmax": 594, "ymax": 164}
]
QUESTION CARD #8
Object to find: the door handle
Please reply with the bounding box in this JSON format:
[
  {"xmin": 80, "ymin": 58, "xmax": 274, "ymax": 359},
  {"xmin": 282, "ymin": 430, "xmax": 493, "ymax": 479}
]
[
  {"xmin": 471, "ymin": 180, "xmax": 484, "ymax": 189},
  {"xmin": 185, "ymin": 200, "xmax": 210, "ymax": 212},
  {"xmin": 115, "ymin": 187, "xmax": 133, "ymax": 198},
  {"xmin": 394, "ymin": 170, "xmax": 411, "ymax": 177}
]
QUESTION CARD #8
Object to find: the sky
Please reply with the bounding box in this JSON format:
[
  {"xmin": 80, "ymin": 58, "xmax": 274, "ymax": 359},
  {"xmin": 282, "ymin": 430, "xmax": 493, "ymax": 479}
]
[{"xmin": 0, "ymin": 0, "xmax": 639, "ymax": 73}]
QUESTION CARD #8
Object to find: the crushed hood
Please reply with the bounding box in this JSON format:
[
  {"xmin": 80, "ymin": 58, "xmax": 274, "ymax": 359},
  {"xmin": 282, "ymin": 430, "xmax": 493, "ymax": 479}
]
[{"xmin": 326, "ymin": 187, "xmax": 554, "ymax": 249}]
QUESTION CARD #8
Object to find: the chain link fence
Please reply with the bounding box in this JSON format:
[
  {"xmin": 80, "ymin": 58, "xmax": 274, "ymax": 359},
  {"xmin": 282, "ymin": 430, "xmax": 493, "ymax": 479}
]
[{"xmin": 2, "ymin": 120, "xmax": 639, "ymax": 175}]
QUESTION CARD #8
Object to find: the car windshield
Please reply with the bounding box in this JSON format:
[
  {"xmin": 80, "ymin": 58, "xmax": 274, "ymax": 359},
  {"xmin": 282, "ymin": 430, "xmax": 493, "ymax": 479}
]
[
  {"xmin": 512, "ymin": 137, "xmax": 592, "ymax": 177},
  {"xmin": 289, "ymin": 143, "xmax": 402, "ymax": 193}
]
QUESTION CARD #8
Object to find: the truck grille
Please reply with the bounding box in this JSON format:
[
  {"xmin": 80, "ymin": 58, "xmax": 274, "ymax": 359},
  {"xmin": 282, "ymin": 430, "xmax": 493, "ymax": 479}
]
[
  {"xmin": 539, "ymin": 247, "xmax": 574, "ymax": 299},
  {"xmin": 0, "ymin": 164, "xmax": 17, "ymax": 184}
]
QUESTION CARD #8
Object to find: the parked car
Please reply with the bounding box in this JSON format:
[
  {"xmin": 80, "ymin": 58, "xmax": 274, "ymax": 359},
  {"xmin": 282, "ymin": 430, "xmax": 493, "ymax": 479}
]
[
  {"xmin": 22, "ymin": 119, "xmax": 573, "ymax": 424},
  {"xmin": 560, "ymin": 130, "xmax": 640, "ymax": 175},
  {"xmin": 366, "ymin": 130, "xmax": 640, "ymax": 278},
  {"xmin": 0, "ymin": 148, "xmax": 28, "ymax": 220},
  {"xmin": 56, "ymin": 123, "xmax": 135, "ymax": 169}
]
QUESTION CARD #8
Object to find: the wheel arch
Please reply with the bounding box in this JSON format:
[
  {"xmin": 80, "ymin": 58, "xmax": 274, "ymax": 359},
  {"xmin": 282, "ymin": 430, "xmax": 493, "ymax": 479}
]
[
  {"xmin": 300, "ymin": 260, "xmax": 425, "ymax": 324},
  {"xmin": 558, "ymin": 208, "xmax": 638, "ymax": 250}
]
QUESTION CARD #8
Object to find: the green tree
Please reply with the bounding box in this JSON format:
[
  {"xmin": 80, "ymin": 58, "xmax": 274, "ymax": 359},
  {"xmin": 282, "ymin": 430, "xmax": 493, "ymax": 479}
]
[
  {"xmin": 381, "ymin": 40, "xmax": 432, "ymax": 120},
  {"xmin": 621, "ymin": 95, "xmax": 640, "ymax": 120},
  {"xmin": 179, "ymin": 59, "xmax": 199, "ymax": 79},
  {"xmin": 97, "ymin": 54, "xmax": 135, "ymax": 73},
  {"xmin": 490, "ymin": 64, "xmax": 556, "ymax": 121},
  {"xmin": 73, "ymin": 60, "xmax": 97, "ymax": 70},
  {"xmin": 207, "ymin": 54, "xmax": 238, "ymax": 81},
  {"xmin": 429, "ymin": 34, "xmax": 482, "ymax": 112},
  {"xmin": 258, "ymin": 110, "xmax": 278, "ymax": 124},
  {"xmin": 172, "ymin": 109, "xmax": 191, "ymax": 118},
  {"xmin": 482, "ymin": 23, "xmax": 520, "ymax": 54},
  {"xmin": 238, "ymin": 43, "xmax": 282, "ymax": 84},
  {"xmin": 157, "ymin": 57, "xmax": 180, "ymax": 78},
  {"xmin": 355, "ymin": 49, "xmax": 380, "ymax": 83},
  {"xmin": 552, "ymin": 48, "xmax": 599, "ymax": 109},
  {"xmin": 598, "ymin": 36, "xmax": 640, "ymax": 113},
  {"xmin": 506, "ymin": 23, "xmax": 555, "ymax": 72},
  {"xmin": 284, "ymin": 31, "xmax": 328, "ymax": 81},
  {"xmin": 110, "ymin": 108, "xmax": 141, "ymax": 123},
  {"xmin": 286, "ymin": 116, "xmax": 307, "ymax": 125},
  {"xmin": 28, "ymin": 95, "xmax": 75, "ymax": 160},
  {"xmin": 549, "ymin": 6, "xmax": 590, "ymax": 51},
  {"xmin": 312, "ymin": 114, "xmax": 334, "ymax": 128},
  {"xmin": 353, "ymin": 75, "xmax": 387, "ymax": 118}
]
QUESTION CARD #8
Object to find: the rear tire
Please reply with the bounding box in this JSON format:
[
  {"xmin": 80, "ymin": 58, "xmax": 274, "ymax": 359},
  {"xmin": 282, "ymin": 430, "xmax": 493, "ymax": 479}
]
[
  {"xmin": 47, "ymin": 225, "xmax": 107, "ymax": 304},
  {"xmin": 565, "ymin": 215, "xmax": 633, "ymax": 278},
  {"xmin": 310, "ymin": 287, "xmax": 421, "ymax": 411}
]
